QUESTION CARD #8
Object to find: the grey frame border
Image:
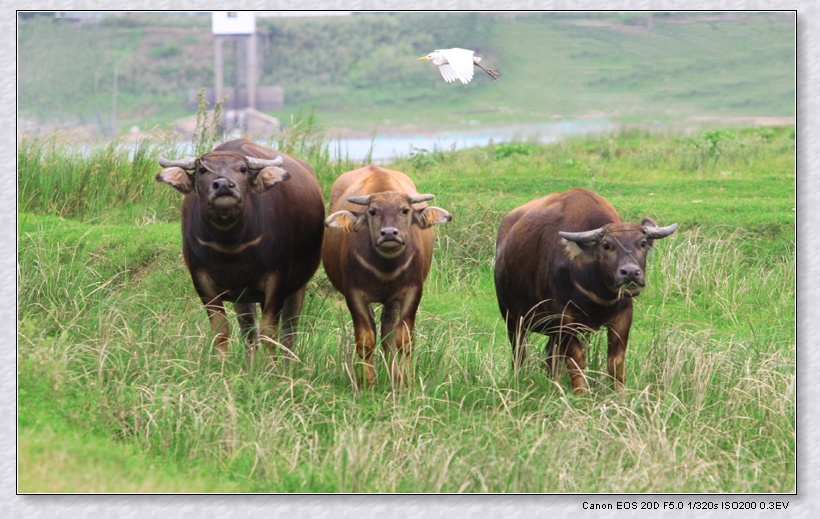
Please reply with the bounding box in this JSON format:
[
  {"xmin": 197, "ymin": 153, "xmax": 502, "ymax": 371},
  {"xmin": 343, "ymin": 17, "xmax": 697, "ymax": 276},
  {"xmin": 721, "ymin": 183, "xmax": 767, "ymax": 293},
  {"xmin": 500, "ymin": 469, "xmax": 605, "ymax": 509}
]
[{"xmin": 6, "ymin": 1, "xmax": 813, "ymax": 518}]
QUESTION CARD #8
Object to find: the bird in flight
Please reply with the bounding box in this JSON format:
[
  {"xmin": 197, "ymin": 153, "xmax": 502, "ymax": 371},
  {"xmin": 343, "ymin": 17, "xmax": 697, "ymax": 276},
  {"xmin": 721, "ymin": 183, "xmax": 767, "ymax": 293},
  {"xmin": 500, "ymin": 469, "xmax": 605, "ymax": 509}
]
[{"xmin": 418, "ymin": 48, "xmax": 500, "ymax": 84}]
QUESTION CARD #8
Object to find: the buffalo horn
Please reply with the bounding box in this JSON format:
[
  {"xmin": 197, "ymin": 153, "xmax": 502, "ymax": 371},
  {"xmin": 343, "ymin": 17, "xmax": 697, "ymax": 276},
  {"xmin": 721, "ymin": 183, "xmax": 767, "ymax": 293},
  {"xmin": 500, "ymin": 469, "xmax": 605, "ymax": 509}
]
[
  {"xmin": 158, "ymin": 156, "xmax": 196, "ymax": 170},
  {"xmin": 408, "ymin": 193, "xmax": 436, "ymax": 204},
  {"xmin": 644, "ymin": 222, "xmax": 679, "ymax": 239},
  {"xmin": 347, "ymin": 195, "xmax": 372, "ymax": 206},
  {"xmin": 559, "ymin": 227, "xmax": 607, "ymax": 244},
  {"xmin": 245, "ymin": 155, "xmax": 284, "ymax": 170}
]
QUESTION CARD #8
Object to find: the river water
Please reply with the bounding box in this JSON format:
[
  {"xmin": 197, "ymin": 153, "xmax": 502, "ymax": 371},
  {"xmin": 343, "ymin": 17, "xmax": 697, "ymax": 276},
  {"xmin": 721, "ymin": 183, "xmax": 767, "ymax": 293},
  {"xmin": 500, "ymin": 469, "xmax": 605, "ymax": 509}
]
[
  {"xmin": 328, "ymin": 117, "xmax": 616, "ymax": 163},
  {"xmin": 76, "ymin": 116, "xmax": 615, "ymax": 162}
]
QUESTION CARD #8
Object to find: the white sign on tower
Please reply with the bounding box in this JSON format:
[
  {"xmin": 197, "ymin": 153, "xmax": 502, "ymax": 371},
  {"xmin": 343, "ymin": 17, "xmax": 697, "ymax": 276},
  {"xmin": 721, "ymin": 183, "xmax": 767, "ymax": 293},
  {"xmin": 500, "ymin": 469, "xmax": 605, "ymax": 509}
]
[{"xmin": 212, "ymin": 12, "xmax": 256, "ymax": 35}]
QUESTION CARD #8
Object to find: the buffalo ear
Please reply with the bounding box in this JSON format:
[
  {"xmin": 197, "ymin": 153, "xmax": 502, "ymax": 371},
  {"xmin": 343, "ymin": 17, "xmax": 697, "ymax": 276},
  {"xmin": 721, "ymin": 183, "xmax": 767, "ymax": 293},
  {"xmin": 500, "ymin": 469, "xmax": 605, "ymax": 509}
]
[
  {"xmin": 561, "ymin": 239, "xmax": 598, "ymax": 262},
  {"xmin": 155, "ymin": 167, "xmax": 193, "ymax": 194},
  {"xmin": 641, "ymin": 218, "xmax": 658, "ymax": 246},
  {"xmin": 252, "ymin": 166, "xmax": 291, "ymax": 193},
  {"xmin": 325, "ymin": 210, "xmax": 366, "ymax": 232},
  {"xmin": 562, "ymin": 240, "xmax": 583, "ymax": 261},
  {"xmin": 413, "ymin": 206, "xmax": 452, "ymax": 229}
]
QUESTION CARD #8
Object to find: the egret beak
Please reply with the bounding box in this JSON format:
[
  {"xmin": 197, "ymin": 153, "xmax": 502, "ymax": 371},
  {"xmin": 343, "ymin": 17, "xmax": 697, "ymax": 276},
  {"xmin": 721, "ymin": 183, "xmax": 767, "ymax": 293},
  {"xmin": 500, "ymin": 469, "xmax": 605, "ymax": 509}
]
[{"xmin": 418, "ymin": 56, "xmax": 429, "ymax": 60}]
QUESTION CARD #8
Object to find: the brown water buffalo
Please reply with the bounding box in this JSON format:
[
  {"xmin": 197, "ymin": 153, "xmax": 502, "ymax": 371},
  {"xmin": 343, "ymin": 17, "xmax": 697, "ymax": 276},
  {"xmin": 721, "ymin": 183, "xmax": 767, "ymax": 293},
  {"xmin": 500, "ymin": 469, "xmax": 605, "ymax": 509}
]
[
  {"xmin": 322, "ymin": 165, "xmax": 452, "ymax": 387},
  {"xmin": 156, "ymin": 139, "xmax": 325, "ymax": 364},
  {"xmin": 494, "ymin": 188, "xmax": 677, "ymax": 392}
]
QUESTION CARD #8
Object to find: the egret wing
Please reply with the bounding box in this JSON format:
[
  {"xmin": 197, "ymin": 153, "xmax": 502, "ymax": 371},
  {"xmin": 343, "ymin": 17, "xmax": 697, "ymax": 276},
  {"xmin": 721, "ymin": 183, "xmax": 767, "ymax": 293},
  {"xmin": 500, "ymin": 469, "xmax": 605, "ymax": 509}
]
[
  {"xmin": 438, "ymin": 64, "xmax": 459, "ymax": 83},
  {"xmin": 442, "ymin": 48, "xmax": 475, "ymax": 84}
]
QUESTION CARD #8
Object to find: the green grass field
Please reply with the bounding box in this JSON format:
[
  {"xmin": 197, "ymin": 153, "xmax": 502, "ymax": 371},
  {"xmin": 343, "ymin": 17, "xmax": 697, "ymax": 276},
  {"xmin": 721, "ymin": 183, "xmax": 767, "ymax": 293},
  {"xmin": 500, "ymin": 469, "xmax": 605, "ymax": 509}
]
[{"xmin": 17, "ymin": 124, "xmax": 795, "ymax": 493}]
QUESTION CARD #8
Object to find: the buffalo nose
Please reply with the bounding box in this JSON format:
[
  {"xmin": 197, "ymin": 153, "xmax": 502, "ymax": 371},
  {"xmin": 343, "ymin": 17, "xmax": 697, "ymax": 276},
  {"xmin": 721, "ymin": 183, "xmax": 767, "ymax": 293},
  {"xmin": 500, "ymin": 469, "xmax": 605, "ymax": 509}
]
[
  {"xmin": 211, "ymin": 178, "xmax": 235, "ymax": 192},
  {"xmin": 380, "ymin": 227, "xmax": 399, "ymax": 238},
  {"xmin": 620, "ymin": 265, "xmax": 643, "ymax": 281}
]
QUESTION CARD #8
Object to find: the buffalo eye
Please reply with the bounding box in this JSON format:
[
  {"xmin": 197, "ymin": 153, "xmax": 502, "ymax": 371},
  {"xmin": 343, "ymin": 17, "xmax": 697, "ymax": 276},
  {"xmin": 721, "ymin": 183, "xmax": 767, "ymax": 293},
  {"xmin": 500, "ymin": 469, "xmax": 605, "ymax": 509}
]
[
  {"xmin": 401, "ymin": 208, "xmax": 410, "ymax": 216},
  {"xmin": 639, "ymin": 240, "xmax": 648, "ymax": 248},
  {"xmin": 601, "ymin": 242, "xmax": 612, "ymax": 251},
  {"xmin": 368, "ymin": 209, "xmax": 377, "ymax": 217},
  {"xmin": 198, "ymin": 166, "xmax": 207, "ymax": 174},
  {"xmin": 239, "ymin": 166, "xmax": 247, "ymax": 173}
]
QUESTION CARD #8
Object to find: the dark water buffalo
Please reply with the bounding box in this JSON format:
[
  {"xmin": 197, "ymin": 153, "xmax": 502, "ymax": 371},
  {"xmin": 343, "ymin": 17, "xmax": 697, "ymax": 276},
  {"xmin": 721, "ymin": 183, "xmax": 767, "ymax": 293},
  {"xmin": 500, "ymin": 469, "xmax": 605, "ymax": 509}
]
[
  {"xmin": 156, "ymin": 139, "xmax": 325, "ymax": 363},
  {"xmin": 494, "ymin": 188, "xmax": 677, "ymax": 392},
  {"xmin": 322, "ymin": 165, "xmax": 452, "ymax": 387}
]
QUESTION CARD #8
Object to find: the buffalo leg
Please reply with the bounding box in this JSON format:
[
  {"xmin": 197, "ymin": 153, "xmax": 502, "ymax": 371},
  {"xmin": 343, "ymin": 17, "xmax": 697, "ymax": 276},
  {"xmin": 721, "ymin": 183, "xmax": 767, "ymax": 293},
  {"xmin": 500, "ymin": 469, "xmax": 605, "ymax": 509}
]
[
  {"xmin": 234, "ymin": 302, "xmax": 259, "ymax": 347},
  {"xmin": 564, "ymin": 336, "xmax": 588, "ymax": 393},
  {"xmin": 606, "ymin": 310, "xmax": 633, "ymax": 392},
  {"xmin": 347, "ymin": 292, "xmax": 377, "ymax": 387},
  {"xmin": 390, "ymin": 317, "xmax": 415, "ymax": 387},
  {"xmin": 254, "ymin": 274, "xmax": 284, "ymax": 367},
  {"xmin": 380, "ymin": 290, "xmax": 420, "ymax": 387},
  {"xmin": 258, "ymin": 301, "xmax": 283, "ymax": 366},
  {"xmin": 280, "ymin": 286, "xmax": 307, "ymax": 364},
  {"xmin": 203, "ymin": 299, "xmax": 230, "ymax": 356},
  {"xmin": 193, "ymin": 271, "xmax": 231, "ymax": 356}
]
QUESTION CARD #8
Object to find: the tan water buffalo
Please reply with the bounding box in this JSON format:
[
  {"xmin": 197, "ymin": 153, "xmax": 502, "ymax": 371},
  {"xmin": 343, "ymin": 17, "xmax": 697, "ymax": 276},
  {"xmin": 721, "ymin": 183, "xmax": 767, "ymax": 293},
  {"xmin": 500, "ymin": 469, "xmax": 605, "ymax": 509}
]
[{"xmin": 322, "ymin": 165, "xmax": 452, "ymax": 387}]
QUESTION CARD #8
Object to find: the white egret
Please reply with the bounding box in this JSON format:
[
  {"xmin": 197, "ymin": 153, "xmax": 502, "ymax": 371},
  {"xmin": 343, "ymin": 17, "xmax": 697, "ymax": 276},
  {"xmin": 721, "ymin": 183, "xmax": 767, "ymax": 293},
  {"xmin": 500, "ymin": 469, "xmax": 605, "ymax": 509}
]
[{"xmin": 418, "ymin": 48, "xmax": 500, "ymax": 84}]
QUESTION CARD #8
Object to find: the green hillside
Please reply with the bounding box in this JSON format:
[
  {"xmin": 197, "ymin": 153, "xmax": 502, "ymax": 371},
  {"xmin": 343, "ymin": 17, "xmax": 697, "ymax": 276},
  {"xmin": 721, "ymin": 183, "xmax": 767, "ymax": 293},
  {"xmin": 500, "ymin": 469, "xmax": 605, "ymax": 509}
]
[{"xmin": 17, "ymin": 12, "xmax": 794, "ymax": 136}]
